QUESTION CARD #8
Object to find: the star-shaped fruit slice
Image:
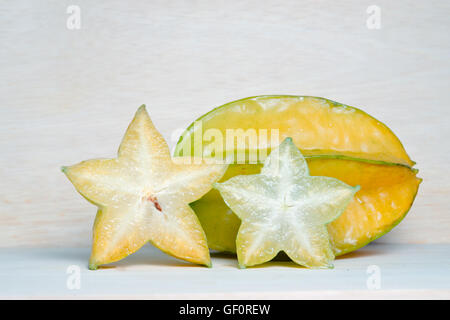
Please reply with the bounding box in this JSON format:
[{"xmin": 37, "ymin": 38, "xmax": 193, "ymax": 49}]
[
  {"xmin": 214, "ymin": 138, "xmax": 359, "ymax": 268},
  {"xmin": 62, "ymin": 105, "xmax": 227, "ymax": 269}
]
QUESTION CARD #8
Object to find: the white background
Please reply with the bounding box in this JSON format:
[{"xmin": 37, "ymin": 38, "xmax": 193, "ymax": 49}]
[{"xmin": 1, "ymin": 0, "xmax": 449, "ymax": 249}]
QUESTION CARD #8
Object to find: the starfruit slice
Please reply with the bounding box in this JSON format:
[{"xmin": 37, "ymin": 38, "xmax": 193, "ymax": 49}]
[
  {"xmin": 62, "ymin": 105, "xmax": 227, "ymax": 269},
  {"xmin": 214, "ymin": 138, "xmax": 359, "ymax": 268}
]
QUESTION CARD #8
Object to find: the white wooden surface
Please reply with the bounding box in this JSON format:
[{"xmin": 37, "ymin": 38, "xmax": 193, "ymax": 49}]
[
  {"xmin": 0, "ymin": 1, "xmax": 449, "ymax": 249},
  {"xmin": 1, "ymin": 244, "xmax": 449, "ymax": 299}
]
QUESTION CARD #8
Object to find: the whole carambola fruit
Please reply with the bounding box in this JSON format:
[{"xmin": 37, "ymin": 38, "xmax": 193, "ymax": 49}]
[{"xmin": 174, "ymin": 96, "xmax": 421, "ymax": 256}]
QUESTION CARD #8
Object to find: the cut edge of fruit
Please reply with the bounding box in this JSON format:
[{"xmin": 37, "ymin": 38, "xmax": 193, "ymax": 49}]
[{"xmin": 174, "ymin": 95, "xmax": 415, "ymax": 167}]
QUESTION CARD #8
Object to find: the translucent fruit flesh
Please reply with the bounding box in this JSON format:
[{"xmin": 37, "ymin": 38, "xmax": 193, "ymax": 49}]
[{"xmin": 214, "ymin": 138, "xmax": 358, "ymax": 268}]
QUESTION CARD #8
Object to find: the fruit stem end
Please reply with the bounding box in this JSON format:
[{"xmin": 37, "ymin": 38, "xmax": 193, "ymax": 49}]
[{"xmin": 88, "ymin": 263, "xmax": 98, "ymax": 270}]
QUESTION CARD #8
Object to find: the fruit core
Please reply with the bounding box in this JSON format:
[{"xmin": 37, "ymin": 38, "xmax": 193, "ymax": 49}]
[{"xmin": 146, "ymin": 194, "xmax": 162, "ymax": 212}]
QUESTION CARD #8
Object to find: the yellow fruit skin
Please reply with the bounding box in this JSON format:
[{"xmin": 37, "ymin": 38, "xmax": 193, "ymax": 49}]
[
  {"xmin": 309, "ymin": 158, "xmax": 421, "ymax": 255},
  {"xmin": 174, "ymin": 96, "xmax": 420, "ymax": 256},
  {"xmin": 175, "ymin": 95, "xmax": 414, "ymax": 167}
]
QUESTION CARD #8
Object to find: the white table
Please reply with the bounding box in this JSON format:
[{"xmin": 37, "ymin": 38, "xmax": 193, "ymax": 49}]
[{"xmin": 1, "ymin": 244, "xmax": 449, "ymax": 299}]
